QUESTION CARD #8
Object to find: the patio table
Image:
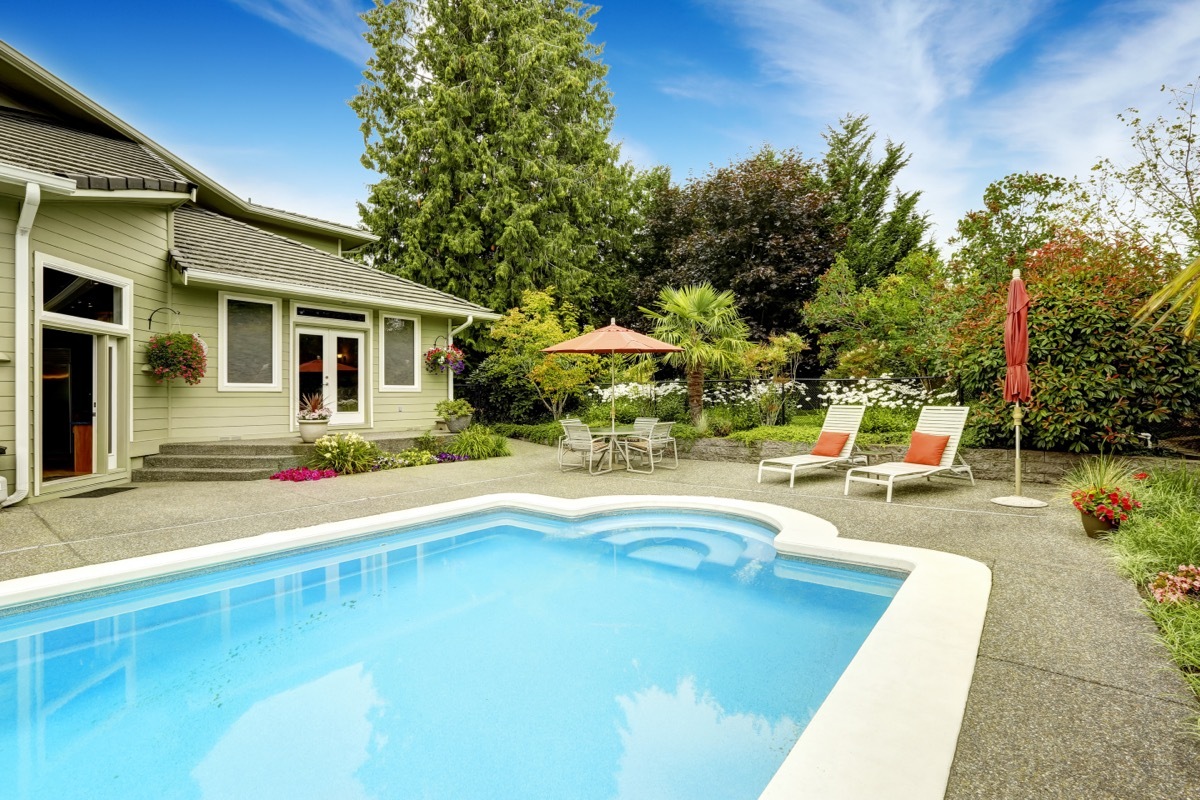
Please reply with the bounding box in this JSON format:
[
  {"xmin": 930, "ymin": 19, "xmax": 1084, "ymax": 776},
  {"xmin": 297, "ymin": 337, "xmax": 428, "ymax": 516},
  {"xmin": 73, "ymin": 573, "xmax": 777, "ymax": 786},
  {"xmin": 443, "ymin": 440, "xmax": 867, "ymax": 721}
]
[{"xmin": 588, "ymin": 424, "xmax": 637, "ymax": 469}]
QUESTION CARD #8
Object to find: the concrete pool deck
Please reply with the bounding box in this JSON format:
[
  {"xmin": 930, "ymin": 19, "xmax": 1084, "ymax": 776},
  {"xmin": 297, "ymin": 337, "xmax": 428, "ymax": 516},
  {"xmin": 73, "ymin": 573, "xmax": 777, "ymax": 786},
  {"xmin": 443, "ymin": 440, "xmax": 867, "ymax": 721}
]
[{"xmin": 2, "ymin": 439, "xmax": 1198, "ymax": 799}]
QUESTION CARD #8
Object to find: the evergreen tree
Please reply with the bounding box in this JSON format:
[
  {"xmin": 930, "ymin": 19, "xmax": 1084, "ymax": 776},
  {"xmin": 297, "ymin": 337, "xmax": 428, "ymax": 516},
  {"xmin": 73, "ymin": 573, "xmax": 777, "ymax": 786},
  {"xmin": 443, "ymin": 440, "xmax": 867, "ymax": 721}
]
[
  {"xmin": 352, "ymin": 0, "xmax": 633, "ymax": 317},
  {"xmin": 821, "ymin": 114, "xmax": 932, "ymax": 287}
]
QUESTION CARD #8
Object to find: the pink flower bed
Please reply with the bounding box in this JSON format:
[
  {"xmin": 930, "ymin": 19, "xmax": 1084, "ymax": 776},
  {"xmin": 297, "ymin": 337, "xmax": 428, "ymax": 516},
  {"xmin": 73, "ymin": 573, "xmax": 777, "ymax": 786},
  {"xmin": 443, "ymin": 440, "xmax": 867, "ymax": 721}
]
[{"xmin": 270, "ymin": 467, "xmax": 337, "ymax": 482}]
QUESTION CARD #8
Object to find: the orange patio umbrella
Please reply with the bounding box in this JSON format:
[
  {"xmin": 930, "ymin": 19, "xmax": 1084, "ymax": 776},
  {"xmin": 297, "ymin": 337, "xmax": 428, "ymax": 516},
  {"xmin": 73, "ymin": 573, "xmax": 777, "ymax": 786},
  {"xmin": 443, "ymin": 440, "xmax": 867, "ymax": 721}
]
[
  {"xmin": 542, "ymin": 319, "xmax": 682, "ymax": 430},
  {"xmin": 993, "ymin": 269, "xmax": 1047, "ymax": 507}
]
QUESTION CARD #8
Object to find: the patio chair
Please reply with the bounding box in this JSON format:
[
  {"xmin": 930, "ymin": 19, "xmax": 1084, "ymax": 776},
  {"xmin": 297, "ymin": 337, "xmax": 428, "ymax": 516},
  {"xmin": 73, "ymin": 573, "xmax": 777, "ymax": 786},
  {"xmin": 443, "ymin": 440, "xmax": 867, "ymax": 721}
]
[
  {"xmin": 556, "ymin": 417, "xmax": 581, "ymax": 467},
  {"xmin": 560, "ymin": 420, "xmax": 613, "ymax": 475},
  {"xmin": 621, "ymin": 421, "xmax": 677, "ymax": 474},
  {"xmin": 843, "ymin": 405, "xmax": 974, "ymax": 503},
  {"xmin": 617, "ymin": 417, "xmax": 658, "ymax": 466},
  {"xmin": 757, "ymin": 404, "xmax": 867, "ymax": 488}
]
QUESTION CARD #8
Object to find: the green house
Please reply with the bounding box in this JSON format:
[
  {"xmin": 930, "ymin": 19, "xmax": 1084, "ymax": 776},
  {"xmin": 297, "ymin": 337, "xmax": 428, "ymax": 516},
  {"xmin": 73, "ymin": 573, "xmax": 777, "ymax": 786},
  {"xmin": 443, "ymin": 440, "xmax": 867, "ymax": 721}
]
[{"xmin": 0, "ymin": 41, "xmax": 498, "ymax": 503}]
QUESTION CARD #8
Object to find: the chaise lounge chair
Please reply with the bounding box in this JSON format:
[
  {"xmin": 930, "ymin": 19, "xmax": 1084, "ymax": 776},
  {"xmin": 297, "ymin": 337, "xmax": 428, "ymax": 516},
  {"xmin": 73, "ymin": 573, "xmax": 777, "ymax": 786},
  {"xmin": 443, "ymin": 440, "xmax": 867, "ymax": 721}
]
[
  {"xmin": 843, "ymin": 405, "xmax": 974, "ymax": 503},
  {"xmin": 757, "ymin": 404, "xmax": 867, "ymax": 488}
]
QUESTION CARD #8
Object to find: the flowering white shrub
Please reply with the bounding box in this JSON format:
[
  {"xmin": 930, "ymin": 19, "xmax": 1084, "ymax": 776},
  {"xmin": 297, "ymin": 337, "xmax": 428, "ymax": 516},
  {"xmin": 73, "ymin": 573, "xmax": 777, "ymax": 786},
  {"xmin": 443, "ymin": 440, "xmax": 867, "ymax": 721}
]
[{"xmin": 817, "ymin": 375, "xmax": 955, "ymax": 409}]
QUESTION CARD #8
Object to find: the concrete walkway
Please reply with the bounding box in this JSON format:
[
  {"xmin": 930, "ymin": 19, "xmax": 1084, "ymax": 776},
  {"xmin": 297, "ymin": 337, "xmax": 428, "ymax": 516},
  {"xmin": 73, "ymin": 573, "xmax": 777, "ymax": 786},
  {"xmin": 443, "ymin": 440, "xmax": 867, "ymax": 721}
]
[{"xmin": 2, "ymin": 439, "xmax": 1198, "ymax": 799}]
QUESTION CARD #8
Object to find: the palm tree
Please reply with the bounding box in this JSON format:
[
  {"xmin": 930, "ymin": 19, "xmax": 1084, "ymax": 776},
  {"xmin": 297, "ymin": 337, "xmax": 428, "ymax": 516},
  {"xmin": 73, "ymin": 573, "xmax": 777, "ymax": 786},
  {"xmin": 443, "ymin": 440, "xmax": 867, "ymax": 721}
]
[
  {"xmin": 1136, "ymin": 254, "xmax": 1200, "ymax": 338},
  {"xmin": 642, "ymin": 283, "xmax": 750, "ymax": 423}
]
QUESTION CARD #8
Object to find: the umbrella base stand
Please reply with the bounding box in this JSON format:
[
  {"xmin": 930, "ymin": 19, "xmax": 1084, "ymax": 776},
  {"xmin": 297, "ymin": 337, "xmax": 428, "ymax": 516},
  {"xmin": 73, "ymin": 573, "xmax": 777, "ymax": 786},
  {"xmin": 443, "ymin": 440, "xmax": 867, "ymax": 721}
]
[
  {"xmin": 990, "ymin": 495, "xmax": 1049, "ymax": 508},
  {"xmin": 990, "ymin": 402, "xmax": 1048, "ymax": 508}
]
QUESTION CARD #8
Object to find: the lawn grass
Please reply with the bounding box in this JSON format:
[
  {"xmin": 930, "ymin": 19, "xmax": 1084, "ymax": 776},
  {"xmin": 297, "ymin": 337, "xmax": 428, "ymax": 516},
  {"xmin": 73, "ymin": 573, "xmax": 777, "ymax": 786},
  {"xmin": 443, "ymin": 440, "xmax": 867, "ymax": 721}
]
[{"xmin": 1108, "ymin": 465, "xmax": 1200, "ymax": 729}]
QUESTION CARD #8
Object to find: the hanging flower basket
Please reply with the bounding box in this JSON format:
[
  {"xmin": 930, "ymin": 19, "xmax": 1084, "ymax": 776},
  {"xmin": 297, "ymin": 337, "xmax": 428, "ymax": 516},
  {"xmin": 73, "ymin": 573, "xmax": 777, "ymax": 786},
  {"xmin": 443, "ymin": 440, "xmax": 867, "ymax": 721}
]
[
  {"xmin": 424, "ymin": 344, "xmax": 467, "ymax": 375},
  {"xmin": 146, "ymin": 332, "xmax": 207, "ymax": 385}
]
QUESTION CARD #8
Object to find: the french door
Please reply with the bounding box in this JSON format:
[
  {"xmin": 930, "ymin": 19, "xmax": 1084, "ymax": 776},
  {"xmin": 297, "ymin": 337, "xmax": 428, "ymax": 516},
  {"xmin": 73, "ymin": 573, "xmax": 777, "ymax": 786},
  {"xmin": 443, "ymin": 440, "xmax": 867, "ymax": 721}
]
[{"xmin": 296, "ymin": 328, "xmax": 365, "ymax": 425}]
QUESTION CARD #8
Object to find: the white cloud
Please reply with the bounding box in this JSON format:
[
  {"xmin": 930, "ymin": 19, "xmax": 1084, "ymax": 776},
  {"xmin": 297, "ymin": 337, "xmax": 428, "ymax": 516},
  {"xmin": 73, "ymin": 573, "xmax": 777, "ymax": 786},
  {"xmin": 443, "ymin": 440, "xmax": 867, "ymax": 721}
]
[
  {"xmin": 228, "ymin": 0, "xmax": 371, "ymax": 64},
  {"xmin": 699, "ymin": 0, "xmax": 1200, "ymax": 248}
]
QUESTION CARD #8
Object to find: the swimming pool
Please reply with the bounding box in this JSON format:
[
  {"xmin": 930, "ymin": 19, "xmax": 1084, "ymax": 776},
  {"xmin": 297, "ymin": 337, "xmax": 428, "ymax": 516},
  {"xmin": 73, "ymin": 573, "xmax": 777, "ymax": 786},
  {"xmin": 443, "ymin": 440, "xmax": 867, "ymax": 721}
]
[{"xmin": 0, "ymin": 494, "xmax": 990, "ymax": 799}]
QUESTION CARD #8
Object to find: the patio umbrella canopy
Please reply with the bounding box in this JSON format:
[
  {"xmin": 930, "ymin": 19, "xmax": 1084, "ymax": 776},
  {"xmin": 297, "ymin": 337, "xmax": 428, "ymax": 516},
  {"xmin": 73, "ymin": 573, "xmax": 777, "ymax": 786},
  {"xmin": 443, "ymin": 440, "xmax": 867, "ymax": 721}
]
[
  {"xmin": 1003, "ymin": 273, "xmax": 1031, "ymax": 404},
  {"xmin": 993, "ymin": 269, "xmax": 1046, "ymax": 507},
  {"xmin": 542, "ymin": 320, "xmax": 682, "ymax": 429}
]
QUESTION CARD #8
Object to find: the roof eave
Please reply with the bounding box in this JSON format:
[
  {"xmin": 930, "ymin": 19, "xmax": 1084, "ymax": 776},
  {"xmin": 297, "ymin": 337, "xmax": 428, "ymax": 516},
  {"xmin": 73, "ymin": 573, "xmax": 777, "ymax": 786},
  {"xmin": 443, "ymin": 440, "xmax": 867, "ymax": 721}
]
[
  {"xmin": 173, "ymin": 264, "xmax": 500, "ymax": 321},
  {"xmin": 0, "ymin": 40, "xmax": 377, "ymax": 247}
]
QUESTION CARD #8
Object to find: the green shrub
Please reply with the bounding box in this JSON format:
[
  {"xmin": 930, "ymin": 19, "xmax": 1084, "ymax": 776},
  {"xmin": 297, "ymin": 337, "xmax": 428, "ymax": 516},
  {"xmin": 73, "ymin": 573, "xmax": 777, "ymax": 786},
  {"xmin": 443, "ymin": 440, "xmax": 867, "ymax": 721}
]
[
  {"xmin": 491, "ymin": 421, "xmax": 564, "ymax": 446},
  {"xmin": 706, "ymin": 407, "xmax": 735, "ymax": 437},
  {"xmin": 311, "ymin": 433, "xmax": 382, "ymax": 474},
  {"xmin": 413, "ymin": 430, "xmax": 442, "ymax": 454},
  {"xmin": 434, "ymin": 399, "xmax": 474, "ymax": 418},
  {"xmin": 447, "ymin": 425, "xmax": 512, "ymax": 460},
  {"xmin": 859, "ymin": 406, "xmax": 919, "ymax": 434},
  {"xmin": 396, "ymin": 448, "xmax": 437, "ymax": 466},
  {"xmin": 946, "ymin": 232, "xmax": 1200, "ymax": 452}
]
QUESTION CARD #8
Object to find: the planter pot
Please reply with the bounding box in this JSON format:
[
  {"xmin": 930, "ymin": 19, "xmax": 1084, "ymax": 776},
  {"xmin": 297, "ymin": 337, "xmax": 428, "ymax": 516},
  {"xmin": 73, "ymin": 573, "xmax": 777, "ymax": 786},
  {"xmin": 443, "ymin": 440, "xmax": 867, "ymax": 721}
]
[
  {"xmin": 445, "ymin": 414, "xmax": 472, "ymax": 434},
  {"xmin": 1080, "ymin": 510, "xmax": 1116, "ymax": 539},
  {"xmin": 298, "ymin": 419, "xmax": 330, "ymax": 443}
]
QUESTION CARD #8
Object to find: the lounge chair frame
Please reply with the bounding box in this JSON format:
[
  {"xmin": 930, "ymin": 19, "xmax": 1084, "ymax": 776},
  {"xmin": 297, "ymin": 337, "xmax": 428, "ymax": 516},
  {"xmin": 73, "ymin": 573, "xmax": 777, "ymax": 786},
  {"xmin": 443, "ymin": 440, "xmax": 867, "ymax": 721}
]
[
  {"xmin": 843, "ymin": 405, "xmax": 974, "ymax": 502},
  {"xmin": 757, "ymin": 405, "xmax": 867, "ymax": 488}
]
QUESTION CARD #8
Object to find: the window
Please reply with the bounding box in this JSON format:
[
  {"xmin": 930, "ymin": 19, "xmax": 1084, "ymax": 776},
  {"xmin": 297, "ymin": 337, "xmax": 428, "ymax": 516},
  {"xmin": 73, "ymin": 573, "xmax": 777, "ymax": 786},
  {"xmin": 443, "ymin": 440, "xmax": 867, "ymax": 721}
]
[
  {"xmin": 380, "ymin": 314, "xmax": 419, "ymax": 390},
  {"xmin": 295, "ymin": 306, "xmax": 367, "ymax": 323},
  {"xmin": 36, "ymin": 255, "xmax": 132, "ymax": 335},
  {"xmin": 219, "ymin": 294, "xmax": 280, "ymax": 390}
]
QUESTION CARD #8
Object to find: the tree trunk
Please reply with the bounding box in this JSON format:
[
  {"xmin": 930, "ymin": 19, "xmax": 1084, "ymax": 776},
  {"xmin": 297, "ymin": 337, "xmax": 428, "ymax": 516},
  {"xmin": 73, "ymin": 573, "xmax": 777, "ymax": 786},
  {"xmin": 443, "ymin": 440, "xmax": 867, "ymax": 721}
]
[{"xmin": 687, "ymin": 366, "xmax": 704, "ymax": 424}]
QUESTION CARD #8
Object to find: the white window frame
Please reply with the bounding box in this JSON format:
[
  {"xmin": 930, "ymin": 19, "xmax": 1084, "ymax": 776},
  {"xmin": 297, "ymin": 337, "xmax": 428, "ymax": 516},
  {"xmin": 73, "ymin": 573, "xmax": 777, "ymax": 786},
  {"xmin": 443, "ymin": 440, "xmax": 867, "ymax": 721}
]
[
  {"xmin": 219, "ymin": 292, "xmax": 281, "ymax": 391},
  {"xmin": 378, "ymin": 312, "xmax": 422, "ymax": 392},
  {"xmin": 35, "ymin": 253, "xmax": 133, "ymax": 336}
]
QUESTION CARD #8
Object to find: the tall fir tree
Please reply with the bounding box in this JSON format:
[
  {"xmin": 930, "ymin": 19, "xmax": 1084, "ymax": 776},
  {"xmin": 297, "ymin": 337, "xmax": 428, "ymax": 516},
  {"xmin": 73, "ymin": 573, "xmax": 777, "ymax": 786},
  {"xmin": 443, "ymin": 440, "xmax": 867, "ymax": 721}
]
[
  {"xmin": 821, "ymin": 114, "xmax": 932, "ymax": 287},
  {"xmin": 352, "ymin": 0, "xmax": 633, "ymax": 318}
]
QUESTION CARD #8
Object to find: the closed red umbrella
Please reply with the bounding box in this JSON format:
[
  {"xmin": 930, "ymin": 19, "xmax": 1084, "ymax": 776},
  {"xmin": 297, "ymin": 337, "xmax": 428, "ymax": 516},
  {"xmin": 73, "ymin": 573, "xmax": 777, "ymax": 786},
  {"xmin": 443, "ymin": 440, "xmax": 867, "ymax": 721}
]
[
  {"xmin": 993, "ymin": 269, "xmax": 1046, "ymax": 507},
  {"xmin": 1003, "ymin": 272, "xmax": 1031, "ymax": 403},
  {"xmin": 543, "ymin": 320, "xmax": 682, "ymax": 429}
]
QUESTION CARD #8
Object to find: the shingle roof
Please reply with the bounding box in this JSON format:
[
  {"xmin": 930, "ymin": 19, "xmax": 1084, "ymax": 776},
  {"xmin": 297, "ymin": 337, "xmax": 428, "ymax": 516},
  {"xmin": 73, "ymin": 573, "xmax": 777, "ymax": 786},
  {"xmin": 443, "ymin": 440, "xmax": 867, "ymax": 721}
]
[
  {"xmin": 170, "ymin": 204, "xmax": 494, "ymax": 318},
  {"xmin": 0, "ymin": 107, "xmax": 191, "ymax": 192}
]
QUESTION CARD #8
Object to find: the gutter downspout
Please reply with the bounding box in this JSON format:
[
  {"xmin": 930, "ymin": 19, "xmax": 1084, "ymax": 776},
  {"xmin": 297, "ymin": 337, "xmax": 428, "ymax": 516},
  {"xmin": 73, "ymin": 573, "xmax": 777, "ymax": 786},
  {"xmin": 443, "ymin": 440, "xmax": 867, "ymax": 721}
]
[
  {"xmin": 4, "ymin": 183, "xmax": 42, "ymax": 506},
  {"xmin": 446, "ymin": 315, "xmax": 474, "ymax": 401}
]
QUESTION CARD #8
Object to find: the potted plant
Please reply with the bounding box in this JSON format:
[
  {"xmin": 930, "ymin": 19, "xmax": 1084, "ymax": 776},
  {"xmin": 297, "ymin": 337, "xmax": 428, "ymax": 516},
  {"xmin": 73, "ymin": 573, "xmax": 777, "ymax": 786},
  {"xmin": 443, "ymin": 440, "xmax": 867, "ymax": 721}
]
[
  {"xmin": 146, "ymin": 332, "xmax": 207, "ymax": 385},
  {"xmin": 424, "ymin": 344, "xmax": 467, "ymax": 375},
  {"xmin": 297, "ymin": 393, "xmax": 333, "ymax": 442},
  {"xmin": 435, "ymin": 398, "xmax": 474, "ymax": 433},
  {"xmin": 1062, "ymin": 454, "xmax": 1143, "ymax": 538}
]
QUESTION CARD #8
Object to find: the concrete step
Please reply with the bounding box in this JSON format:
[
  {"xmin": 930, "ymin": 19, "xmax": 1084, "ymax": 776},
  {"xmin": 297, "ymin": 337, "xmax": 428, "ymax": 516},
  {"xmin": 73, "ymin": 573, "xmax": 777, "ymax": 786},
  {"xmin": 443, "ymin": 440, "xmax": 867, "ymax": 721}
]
[
  {"xmin": 141, "ymin": 453, "xmax": 305, "ymax": 470},
  {"xmin": 132, "ymin": 466, "xmax": 281, "ymax": 482},
  {"xmin": 159, "ymin": 441, "xmax": 311, "ymax": 456}
]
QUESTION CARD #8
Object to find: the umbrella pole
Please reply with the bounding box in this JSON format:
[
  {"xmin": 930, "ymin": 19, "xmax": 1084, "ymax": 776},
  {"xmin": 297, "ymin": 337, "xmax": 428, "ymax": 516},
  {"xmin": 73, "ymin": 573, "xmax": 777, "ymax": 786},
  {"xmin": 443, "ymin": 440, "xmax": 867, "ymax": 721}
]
[
  {"xmin": 1013, "ymin": 401, "xmax": 1023, "ymax": 496},
  {"xmin": 610, "ymin": 353, "xmax": 616, "ymax": 431}
]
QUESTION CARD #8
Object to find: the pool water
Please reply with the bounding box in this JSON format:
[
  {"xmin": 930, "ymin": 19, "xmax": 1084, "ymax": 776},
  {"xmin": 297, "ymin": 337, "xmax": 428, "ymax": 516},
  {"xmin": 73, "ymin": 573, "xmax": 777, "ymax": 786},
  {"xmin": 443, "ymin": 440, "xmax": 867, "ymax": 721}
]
[{"xmin": 0, "ymin": 509, "xmax": 902, "ymax": 800}]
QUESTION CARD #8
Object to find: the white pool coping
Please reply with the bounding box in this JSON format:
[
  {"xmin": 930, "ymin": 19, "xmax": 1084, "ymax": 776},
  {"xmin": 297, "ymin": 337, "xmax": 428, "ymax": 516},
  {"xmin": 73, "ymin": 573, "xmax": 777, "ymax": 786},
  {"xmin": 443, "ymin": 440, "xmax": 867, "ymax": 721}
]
[{"xmin": 0, "ymin": 493, "xmax": 990, "ymax": 800}]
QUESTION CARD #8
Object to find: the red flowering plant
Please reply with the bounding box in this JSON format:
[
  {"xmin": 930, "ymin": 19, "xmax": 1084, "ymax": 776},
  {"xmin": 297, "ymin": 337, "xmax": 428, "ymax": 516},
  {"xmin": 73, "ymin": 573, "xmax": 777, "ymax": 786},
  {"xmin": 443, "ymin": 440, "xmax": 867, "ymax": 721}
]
[
  {"xmin": 424, "ymin": 344, "xmax": 466, "ymax": 375},
  {"xmin": 1070, "ymin": 486, "xmax": 1142, "ymax": 525},
  {"xmin": 146, "ymin": 332, "xmax": 207, "ymax": 385},
  {"xmin": 1062, "ymin": 454, "xmax": 1143, "ymax": 526}
]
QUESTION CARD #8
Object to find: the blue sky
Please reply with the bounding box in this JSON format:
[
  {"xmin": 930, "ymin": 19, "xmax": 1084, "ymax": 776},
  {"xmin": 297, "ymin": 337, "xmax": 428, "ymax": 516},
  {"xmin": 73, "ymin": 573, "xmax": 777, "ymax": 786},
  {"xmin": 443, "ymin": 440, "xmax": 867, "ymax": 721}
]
[{"xmin": 5, "ymin": 0, "xmax": 1200, "ymax": 246}]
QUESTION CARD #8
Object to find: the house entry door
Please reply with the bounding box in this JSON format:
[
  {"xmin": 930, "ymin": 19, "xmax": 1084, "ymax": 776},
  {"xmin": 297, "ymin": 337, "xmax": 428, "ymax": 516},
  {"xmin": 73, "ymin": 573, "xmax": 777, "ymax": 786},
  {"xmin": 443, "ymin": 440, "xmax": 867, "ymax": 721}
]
[
  {"xmin": 296, "ymin": 328, "xmax": 365, "ymax": 425},
  {"xmin": 41, "ymin": 328, "xmax": 97, "ymax": 481}
]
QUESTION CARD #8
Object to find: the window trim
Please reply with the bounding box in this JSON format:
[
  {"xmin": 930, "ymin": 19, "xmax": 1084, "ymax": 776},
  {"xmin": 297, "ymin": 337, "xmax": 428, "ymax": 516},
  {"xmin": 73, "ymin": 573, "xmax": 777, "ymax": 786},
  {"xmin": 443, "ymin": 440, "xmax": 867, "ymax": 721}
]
[
  {"xmin": 35, "ymin": 253, "xmax": 133, "ymax": 336},
  {"xmin": 218, "ymin": 292, "xmax": 281, "ymax": 391},
  {"xmin": 378, "ymin": 312, "xmax": 421, "ymax": 392}
]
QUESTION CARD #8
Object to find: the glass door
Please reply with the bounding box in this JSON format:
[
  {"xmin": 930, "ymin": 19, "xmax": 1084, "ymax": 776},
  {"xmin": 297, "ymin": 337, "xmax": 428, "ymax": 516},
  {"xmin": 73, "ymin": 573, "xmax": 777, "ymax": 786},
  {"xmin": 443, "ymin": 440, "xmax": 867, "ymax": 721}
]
[
  {"xmin": 296, "ymin": 328, "xmax": 365, "ymax": 425},
  {"xmin": 41, "ymin": 328, "xmax": 96, "ymax": 481}
]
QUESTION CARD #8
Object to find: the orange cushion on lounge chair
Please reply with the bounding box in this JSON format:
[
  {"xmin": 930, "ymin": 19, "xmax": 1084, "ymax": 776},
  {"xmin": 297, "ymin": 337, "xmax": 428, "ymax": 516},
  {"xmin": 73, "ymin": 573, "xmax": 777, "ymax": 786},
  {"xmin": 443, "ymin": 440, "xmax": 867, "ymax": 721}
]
[
  {"xmin": 810, "ymin": 431, "xmax": 850, "ymax": 457},
  {"xmin": 904, "ymin": 431, "xmax": 950, "ymax": 465}
]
